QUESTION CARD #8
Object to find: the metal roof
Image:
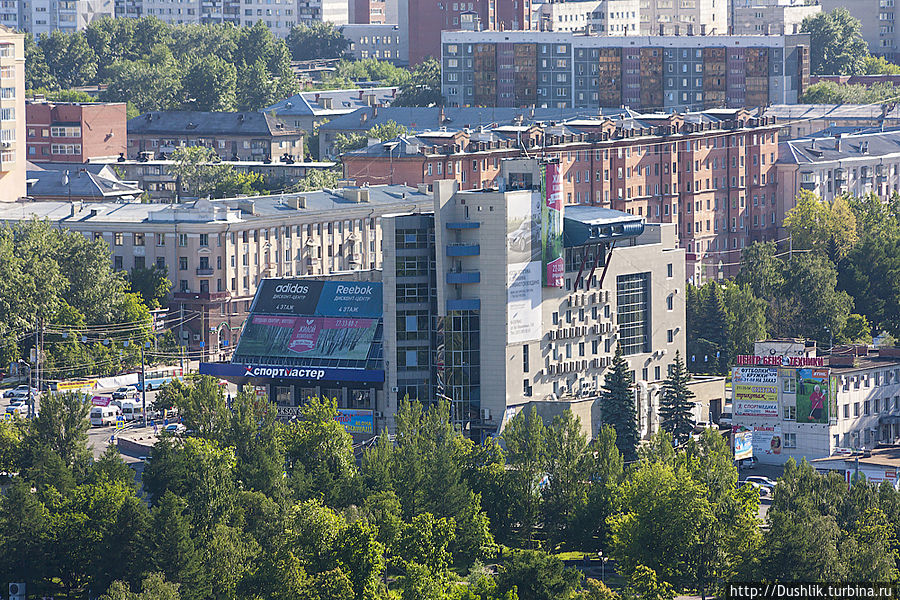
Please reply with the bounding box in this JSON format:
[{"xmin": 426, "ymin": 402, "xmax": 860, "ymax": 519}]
[{"xmin": 128, "ymin": 111, "xmax": 300, "ymax": 137}]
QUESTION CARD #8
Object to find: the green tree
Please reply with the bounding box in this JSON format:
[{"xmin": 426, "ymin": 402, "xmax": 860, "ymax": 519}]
[
  {"xmin": 864, "ymin": 55, "xmax": 900, "ymax": 75},
  {"xmin": 170, "ymin": 375, "xmax": 229, "ymax": 440},
  {"xmin": 784, "ymin": 191, "xmax": 858, "ymax": 262},
  {"xmin": 394, "ymin": 58, "xmax": 444, "ymax": 106},
  {"xmin": 574, "ymin": 424, "xmax": 623, "ymax": 551},
  {"xmin": 40, "ymin": 30, "xmax": 99, "ymax": 88},
  {"xmin": 502, "ymin": 406, "xmax": 547, "ymax": 546},
  {"xmin": 495, "ymin": 550, "xmax": 581, "ymax": 600},
  {"xmin": 600, "ymin": 347, "xmax": 639, "ymax": 462},
  {"xmin": 102, "ymin": 52, "xmax": 183, "ymax": 113},
  {"xmin": 167, "ymin": 146, "xmax": 237, "ymax": 198},
  {"xmin": 145, "ymin": 492, "xmax": 203, "ymax": 596},
  {"xmin": 736, "ymin": 241, "xmax": 785, "ymax": 302},
  {"xmin": 839, "ymin": 236, "xmax": 900, "ymax": 339},
  {"xmin": 659, "ymin": 351, "xmax": 695, "ymax": 446},
  {"xmin": 101, "ymin": 572, "xmax": 181, "ymax": 600},
  {"xmin": 801, "ymin": 8, "xmax": 870, "ymax": 75},
  {"xmin": 236, "ymin": 59, "xmax": 280, "ymax": 111},
  {"xmin": 24, "ymin": 34, "xmax": 56, "ymax": 90},
  {"xmin": 181, "ymin": 54, "xmax": 237, "ymax": 111},
  {"xmin": 722, "ymin": 281, "xmax": 767, "ymax": 360},
  {"xmin": 778, "ymin": 254, "xmax": 853, "ymax": 345},
  {"xmin": 333, "ymin": 120, "xmax": 410, "ymax": 155},
  {"xmin": 23, "ymin": 391, "xmax": 91, "ymax": 473},
  {"xmin": 286, "ymin": 22, "xmax": 349, "ymax": 60},
  {"xmin": 290, "ymin": 168, "xmax": 342, "ymax": 191},
  {"xmin": 542, "ymin": 409, "xmax": 589, "ymax": 546},
  {"xmin": 225, "ymin": 390, "xmax": 285, "ymax": 497},
  {"xmin": 129, "ymin": 265, "xmax": 172, "ymax": 310}
]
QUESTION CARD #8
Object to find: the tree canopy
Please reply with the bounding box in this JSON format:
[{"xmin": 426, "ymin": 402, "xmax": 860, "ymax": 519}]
[{"xmin": 801, "ymin": 8, "xmax": 870, "ymax": 76}]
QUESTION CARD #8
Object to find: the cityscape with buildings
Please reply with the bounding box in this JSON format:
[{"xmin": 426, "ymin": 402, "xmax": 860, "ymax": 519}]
[{"xmin": 4, "ymin": 1, "xmax": 900, "ymax": 598}]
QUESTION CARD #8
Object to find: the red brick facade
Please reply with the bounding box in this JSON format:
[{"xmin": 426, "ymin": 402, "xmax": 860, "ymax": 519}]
[
  {"xmin": 343, "ymin": 110, "xmax": 780, "ymax": 281},
  {"xmin": 26, "ymin": 101, "xmax": 127, "ymax": 164}
]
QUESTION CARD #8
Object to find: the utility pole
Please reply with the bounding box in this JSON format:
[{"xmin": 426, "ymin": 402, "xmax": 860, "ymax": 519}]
[{"xmin": 141, "ymin": 340, "xmax": 148, "ymax": 427}]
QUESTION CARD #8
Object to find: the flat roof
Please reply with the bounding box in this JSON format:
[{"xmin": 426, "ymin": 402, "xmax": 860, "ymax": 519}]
[{"xmin": 811, "ymin": 447, "xmax": 900, "ymax": 469}]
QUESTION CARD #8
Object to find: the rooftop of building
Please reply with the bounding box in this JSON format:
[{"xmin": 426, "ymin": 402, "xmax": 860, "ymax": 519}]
[
  {"xmin": 86, "ymin": 158, "xmax": 336, "ymax": 169},
  {"xmin": 0, "ymin": 184, "xmax": 431, "ymax": 225},
  {"xmin": 440, "ymin": 31, "xmax": 809, "ymax": 45},
  {"xmin": 779, "ymin": 130, "xmax": 900, "ymax": 165},
  {"xmin": 26, "ymin": 99, "xmax": 126, "ymax": 108},
  {"xmin": 343, "ymin": 108, "xmax": 773, "ymax": 159},
  {"xmin": 127, "ymin": 111, "xmax": 301, "ymax": 137},
  {"xmin": 811, "ymin": 446, "xmax": 900, "ymax": 469},
  {"xmin": 763, "ymin": 104, "xmax": 900, "ymax": 121},
  {"xmin": 266, "ymin": 87, "xmax": 400, "ymax": 118},
  {"xmin": 25, "ymin": 165, "xmax": 143, "ymax": 201},
  {"xmin": 318, "ymin": 106, "xmax": 636, "ymax": 134}
]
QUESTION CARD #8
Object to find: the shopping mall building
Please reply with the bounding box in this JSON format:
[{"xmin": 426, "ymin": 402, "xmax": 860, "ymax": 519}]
[{"xmin": 201, "ymin": 158, "xmax": 687, "ymax": 439}]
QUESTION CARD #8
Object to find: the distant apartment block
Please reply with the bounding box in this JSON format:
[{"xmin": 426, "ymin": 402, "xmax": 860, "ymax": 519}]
[
  {"xmin": 819, "ymin": 0, "xmax": 900, "ymax": 62},
  {"xmin": 731, "ymin": 0, "xmax": 820, "ymax": 36},
  {"xmin": 26, "ymin": 100, "xmax": 127, "ymax": 164},
  {"xmin": 350, "ymin": 0, "xmax": 386, "ymax": 23},
  {"xmin": 639, "ymin": 0, "xmax": 726, "ymax": 36},
  {"xmin": 441, "ymin": 32, "xmax": 811, "ymax": 111},
  {"xmin": 127, "ymin": 111, "xmax": 305, "ymax": 162},
  {"xmin": 339, "ymin": 24, "xmax": 407, "ymax": 64},
  {"xmin": 531, "ymin": 0, "xmax": 639, "ymax": 34},
  {"xmin": 11, "ymin": 0, "xmax": 113, "ymax": 34},
  {"xmin": 0, "ymin": 25, "xmax": 24, "ymax": 202}
]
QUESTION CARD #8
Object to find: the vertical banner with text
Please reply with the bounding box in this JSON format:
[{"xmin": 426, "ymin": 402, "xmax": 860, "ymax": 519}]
[{"xmin": 541, "ymin": 162, "xmax": 565, "ymax": 287}]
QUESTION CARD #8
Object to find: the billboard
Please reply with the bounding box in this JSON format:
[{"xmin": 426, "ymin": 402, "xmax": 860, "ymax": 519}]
[
  {"xmin": 797, "ymin": 367, "xmax": 830, "ymax": 423},
  {"xmin": 251, "ymin": 280, "xmax": 382, "ymax": 318},
  {"xmin": 59, "ymin": 379, "xmax": 97, "ymax": 391},
  {"xmin": 732, "ymin": 367, "xmax": 777, "ymax": 384},
  {"xmin": 200, "ymin": 362, "xmax": 385, "ymax": 383},
  {"xmin": 734, "ymin": 426, "xmax": 753, "ymax": 461},
  {"xmin": 507, "ymin": 190, "xmax": 542, "ymax": 343},
  {"xmin": 334, "ymin": 408, "xmax": 374, "ymax": 435},
  {"xmin": 752, "ymin": 424, "xmax": 783, "ymax": 456},
  {"xmin": 237, "ymin": 315, "xmax": 378, "ymax": 361},
  {"xmin": 733, "ymin": 383, "xmax": 779, "ymax": 417},
  {"xmin": 541, "ymin": 162, "xmax": 564, "ymax": 287}
]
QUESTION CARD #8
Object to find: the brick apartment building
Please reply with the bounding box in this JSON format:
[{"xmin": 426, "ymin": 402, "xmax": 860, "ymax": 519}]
[
  {"xmin": 342, "ymin": 108, "xmax": 780, "ymax": 282},
  {"xmin": 26, "ymin": 100, "xmax": 127, "ymax": 163},
  {"xmin": 127, "ymin": 112, "xmax": 305, "ymax": 162}
]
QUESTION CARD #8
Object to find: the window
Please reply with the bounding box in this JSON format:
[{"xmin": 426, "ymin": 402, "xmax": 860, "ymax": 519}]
[
  {"xmin": 178, "ymin": 234, "xmax": 188, "ymax": 247},
  {"xmin": 784, "ymin": 405, "xmax": 797, "ymax": 420},
  {"xmin": 199, "ymin": 233, "xmax": 209, "ymax": 247},
  {"xmin": 783, "ymin": 377, "xmax": 796, "ymax": 393},
  {"xmin": 667, "ymin": 263, "xmax": 673, "ymax": 278},
  {"xmin": 113, "ymin": 256, "xmax": 123, "ymax": 270},
  {"xmin": 783, "ymin": 433, "xmax": 797, "ymax": 448},
  {"xmin": 617, "ymin": 273, "xmax": 650, "ymax": 355},
  {"xmin": 133, "ymin": 233, "xmax": 145, "ymax": 246},
  {"xmin": 114, "ymin": 233, "xmax": 124, "ymax": 246},
  {"xmin": 156, "ymin": 233, "xmax": 165, "ymax": 246}
]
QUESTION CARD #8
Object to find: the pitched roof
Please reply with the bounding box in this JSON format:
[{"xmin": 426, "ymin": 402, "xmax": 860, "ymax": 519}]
[
  {"xmin": 779, "ymin": 130, "xmax": 900, "ymax": 165},
  {"xmin": 128, "ymin": 111, "xmax": 300, "ymax": 137},
  {"xmin": 267, "ymin": 87, "xmax": 400, "ymax": 117},
  {"xmin": 26, "ymin": 168, "xmax": 144, "ymax": 201}
]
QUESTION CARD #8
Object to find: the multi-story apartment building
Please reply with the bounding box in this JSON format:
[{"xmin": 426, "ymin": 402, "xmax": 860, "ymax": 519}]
[
  {"xmin": 402, "ymin": 0, "xmax": 532, "ymax": 65},
  {"xmin": 339, "ymin": 24, "xmax": 407, "ymax": 63},
  {"xmin": 0, "ymin": 25, "xmax": 24, "ymax": 202},
  {"xmin": 114, "ymin": 0, "xmax": 141, "ymax": 18},
  {"xmin": 732, "ymin": 340, "xmax": 900, "ymax": 465},
  {"xmin": 127, "ymin": 111, "xmax": 305, "ymax": 163},
  {"xmin": 640, "ymin": 0, "xmax": 726, "ymax": 36},
  {"xmin": 731, "ymin": 0, "xmax": 820, "ymax": 36},
  {"xmin": 0, "ymin": 184, "xmax": 431, "ymax": 359},
  {"xmin": 0, "ymin": 2, "xmax": 18, "ymax": 29},
  {"xmin": 350, "ymin": 0, "xmax": 386, "ymax": 23},
  {"xmin": 531, "ymin": 0, "xmax": 639, "ymax": 34},
  {"xmin": 775, "ymin": 130, "xmax": 900, "ymax": 242},
  {"xmin": 819, "ymin": 0, "xmax": 899, "ymax": 63},
  {"xmin": 26, "ymin": 100, "xmax": 126, "ymax": 164},
  {"xmin": 342, "ymin": 109, "xmax": 781, "ymax": 282},
  {"xmin": 266, "ymin": 87, "xmax": 401, "ymax": 136},
  {"xmin": 440, "ymin": 32, "xmax": 811, "ymax": 111},
  {"xmin": 13, "ymin": 0, "xmax": 113, "ymax": 34},
  {"xmin": 202, "ymin": 158, "xmax": 686, "ymax": 439}
]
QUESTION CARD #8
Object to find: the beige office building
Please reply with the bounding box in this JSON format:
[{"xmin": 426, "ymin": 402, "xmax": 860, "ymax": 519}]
[
  {"xmin": 639, "ymin": 0, "xmax": 726, "ymax": 35},
  {"xmin": 0, "ymin": 185, "xmax": 431, "ymax": 358},
  {"xmin": 0, "ymin": 25, "xmax": 24, "ymax": 202},
  {"xmin": 731, "ymin": 0, "xmax": 820, "ymax": 36}
]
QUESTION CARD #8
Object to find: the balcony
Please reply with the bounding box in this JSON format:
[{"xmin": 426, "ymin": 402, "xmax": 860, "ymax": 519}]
[
  {"xmin": 196, "ymin": 267, "xmax": 214, "ymax": 276},
  {"xmin": 446, "ymin": 270, "xmax": 480, "ymax": 284},
  {"xmin": 446, "ymin": 243, "xmax": 480, "ymax": 256},
  {"xmin": 447, "ymin": 298, "xmax": 480, "ymax": 311}
]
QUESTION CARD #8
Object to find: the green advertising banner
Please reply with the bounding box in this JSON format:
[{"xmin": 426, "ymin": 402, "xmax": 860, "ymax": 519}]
[{"xmin": 797, "ymin": 367, "xmax": 830, "ymax": 424}]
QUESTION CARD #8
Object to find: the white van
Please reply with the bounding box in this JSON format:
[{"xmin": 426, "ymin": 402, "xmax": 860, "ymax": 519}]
[
  {"xmin": 90, "ymin": 405, "xmax": 121, "ymax": 427},
  {"xmin": 121, "ymin": 401, "xmax": 144, "ymax": 422}
]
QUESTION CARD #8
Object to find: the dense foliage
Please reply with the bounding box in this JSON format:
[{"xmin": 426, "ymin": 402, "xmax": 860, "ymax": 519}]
[
  {"xmin": 25, "ymin": 18, "xmax": 298, "ymax": 113},
  {"xmin": 801, "ymin": 8, "xmax": 871, "ymax": 76},
  {"xmin": 4, "ymin": 377, "xmax": 900, "ymax": 599}
]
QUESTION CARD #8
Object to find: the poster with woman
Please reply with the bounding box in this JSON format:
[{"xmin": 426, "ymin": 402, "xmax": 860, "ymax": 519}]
[{"xmin": 797, "ymin": 367, "xmax": 830, "ymax": 424}]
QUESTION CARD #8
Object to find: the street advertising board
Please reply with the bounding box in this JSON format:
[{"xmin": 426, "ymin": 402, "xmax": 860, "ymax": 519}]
[
  {"xmin": 733, "ymin": 383, "xmax": 779, "ymax": 417},
  {"xmin": 251, "ymin": 280, "xmax": 382, "ymax": 318},
  {"xmin": 115, "ymin": 415, "xmax": 125, "ymax": 431},
  {"xmin": 58, "ymin": 379, "xmax": 97, "ymax": 391},
  {"xmin": 275, "ymin": 406, "xmax": 374, "ymax": 435},
  {"xmin": 752, "ymin": 424, "xmax": 783, "ymax": 456},
  {"xmin": 734, "ymin": 426, "xmax": 753, "ymax": 461},
  {"xmin": 797, "ymin": 367, "xmax": 830, "ymax": 424},
  {"xmin": 541, "ymin": 162, "xmax": 564, "ymax": 287},
  {"xmin": 92, "ymin": 396, "xmax": 111, "ymax": 407},
  {"xmin": 507, "ymin": 189, "xmax": 542, "ymax": 343},
  {"xmin": 237, "ymin": 315, "xmax": 379, "ymax": 361},
  {"xmin": 731, "ymin": 367, "xmax": 777, "ymax": 384}
]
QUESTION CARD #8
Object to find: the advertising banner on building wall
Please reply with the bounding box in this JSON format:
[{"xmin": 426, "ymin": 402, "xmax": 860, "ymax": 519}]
[
  {"xmin": 237, "ymin": 315, "xmax": 378, "ymax": 361},
  {"xmin": 752, "ymin": 424, "xmax": 783, "ymax": 456},
  {"xmin": 734, "ymin": 426, "xmax": 753, "ymax": 461},
  {"xmin": 734, "ymin": 383, "xmax": 779, "ymax": 417},
  {"xmin": 251, "ymin": 280, "xmax": 383, "ymax": 318},
  {"xmin": 797, "ymin": 367, "xmax": 830, "ymax": 424},
  {"xmin": 541, "ymin": 162, "xmax": 564, "ymax": 287},
  {"xmin": 507, "ymin": 190, "xmax": 542, "ymax": 343},
  {"xmin": 276, "ymin": 406, "xmax": 374, "ymax": 435},
  {"xmin": 732, "ymin": 367, "xmax": 778, "ymax": 384}
]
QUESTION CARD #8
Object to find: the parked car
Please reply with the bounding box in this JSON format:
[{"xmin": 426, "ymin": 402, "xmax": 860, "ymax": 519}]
[
  {"xmin": 694, "ymin": 421, "xmax": 712, "ymax": 431},
  {"xmin": 745, "ymin": 476, "xmax": 777, "ymax": 490},
  {"xmin": 5, "ymin": 402, "xmax": 27, "ymax": 416},
  {"xmin": 3, "ymin": 385, "xmax": 35, "ymax": 399},
  {"xmin": 739, "ymin": 480, "xmax": 767, "ymax": 495},
  {"xmin": 163, "ymin": 423, "xmax": 186, "ymax": 435},
  {"xmin": 112, "ymin": 386, "xmax": 138, "ymax": 400},
  {"xmin": 739, "ymin": 456, "xmax": 759, "ymax": 469}
]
